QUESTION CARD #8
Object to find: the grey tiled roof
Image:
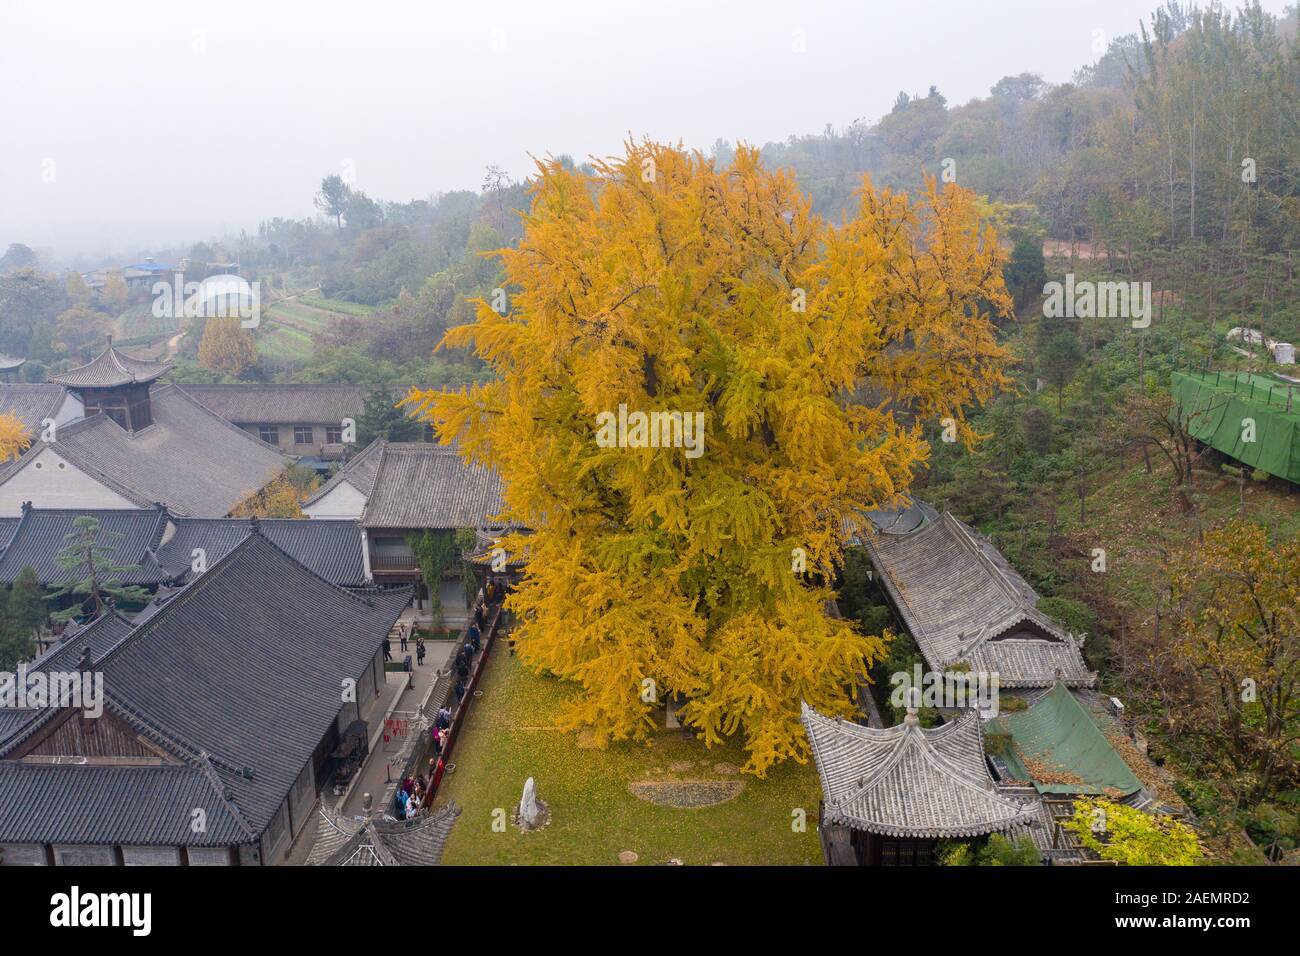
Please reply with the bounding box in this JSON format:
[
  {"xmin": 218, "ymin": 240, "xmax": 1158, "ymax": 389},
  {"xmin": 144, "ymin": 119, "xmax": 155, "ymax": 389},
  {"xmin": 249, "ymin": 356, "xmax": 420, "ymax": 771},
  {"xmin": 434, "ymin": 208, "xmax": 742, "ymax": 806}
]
[
  {"xmin": 0, "ymin": 762, "xmax": 257, "ymax": 847},
  {"xmin": 0, "ymin": 533, "xmax": 411, "ymax": 847},
  {"xmin": 359, "ymin": 442, "xmax": 505, "ymax": 530},
  {"xmin": 864, "ymin": 511, "xmax": 1094, "ymax": 688},
  {"xmin": 0, "ymin": 353, "xmax": 25, "ymax": 371},
  {"xmin": 155, "ymin": 517, "xmax": 366, "ymax": 587},
  {"xmin": 844, "ymin": 497, "xmax": 940, "ymax": 543},
  {"xmin": 48, "ymin": 341, "xmax": 172, "ymax": 388},
  {"xmin": 0, "ymin": 384, "xmax": 69, "ymax": 435},
  {"xmin": 802, "ymin": 703, "xmax": 1037, "ymax": 838},
  {"xmin": 0, "ymin": 506, "xmax": 171, "ymax": 585},
  {"xmin": 304, "ymin": 437, "xmax": 385, "ymax": 507},
  {"xmin": 1, "ymin": 384, "xmax": 290, "ymax": 516},
  {"xmin": 307, "ymin": 801, "xmax": 460, "ymax": 866},
  {"xmin": 178, "ymin": 384, "xmax": 364, "ymax": 426}
]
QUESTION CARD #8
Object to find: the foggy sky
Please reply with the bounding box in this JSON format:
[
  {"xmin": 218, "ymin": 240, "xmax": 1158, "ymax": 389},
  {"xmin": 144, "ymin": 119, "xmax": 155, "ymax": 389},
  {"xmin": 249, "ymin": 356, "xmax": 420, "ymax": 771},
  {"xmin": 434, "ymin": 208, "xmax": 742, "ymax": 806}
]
[{"xmin": 3, "ymin": 0, "xmax": 1290, "ymax": 263}]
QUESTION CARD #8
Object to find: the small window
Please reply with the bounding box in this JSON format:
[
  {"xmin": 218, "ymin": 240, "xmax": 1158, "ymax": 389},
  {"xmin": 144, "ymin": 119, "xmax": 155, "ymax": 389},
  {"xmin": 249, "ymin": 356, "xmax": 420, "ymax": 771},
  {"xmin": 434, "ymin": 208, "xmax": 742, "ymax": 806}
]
[
  {"xmin": 259, "ymin": 425, "xmax": 279, "ymax": 444},
  {"xmin": 293, "ymin": 426, "xmax": 314, "ymax": 445},
  {"xmin": 325, "ymin": 425, "xmax": 344, "ymax": 444}
]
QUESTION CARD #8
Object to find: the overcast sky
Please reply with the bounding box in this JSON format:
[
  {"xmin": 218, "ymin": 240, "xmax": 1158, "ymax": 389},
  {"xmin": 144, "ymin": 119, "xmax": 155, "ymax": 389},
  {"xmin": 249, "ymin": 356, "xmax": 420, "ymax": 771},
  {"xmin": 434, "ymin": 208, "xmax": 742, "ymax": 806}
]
[{"xmin": 2, "ymin": 0, "xmax": 1290, "ymax": 262}]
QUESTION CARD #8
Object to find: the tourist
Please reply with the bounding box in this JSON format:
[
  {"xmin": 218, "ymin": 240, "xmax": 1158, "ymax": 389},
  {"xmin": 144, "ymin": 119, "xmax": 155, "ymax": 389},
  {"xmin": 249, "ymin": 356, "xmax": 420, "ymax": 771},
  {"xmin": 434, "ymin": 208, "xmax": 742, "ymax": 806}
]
[
  {"xmin": 416, "ymin": 637, "xmax": 426, "ymax": 666},
  {"xmin": 383, "ymin": 637, "xmax": 392, "ymax": 662},
  {"xmin": 399, "ymin": 625, "xmax": 409, "ymax": 652},
  {"xmin": 454, "ymin": 678, "xmax": 465, "ymax": 702}
]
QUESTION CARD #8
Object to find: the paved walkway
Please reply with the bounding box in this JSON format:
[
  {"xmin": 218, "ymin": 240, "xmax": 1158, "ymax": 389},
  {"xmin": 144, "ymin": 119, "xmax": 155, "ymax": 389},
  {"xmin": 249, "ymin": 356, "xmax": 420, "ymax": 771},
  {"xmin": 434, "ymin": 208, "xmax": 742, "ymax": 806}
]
[{"xmin": 339, "ymin": 638, "xmax": 454, "ymax": 818}]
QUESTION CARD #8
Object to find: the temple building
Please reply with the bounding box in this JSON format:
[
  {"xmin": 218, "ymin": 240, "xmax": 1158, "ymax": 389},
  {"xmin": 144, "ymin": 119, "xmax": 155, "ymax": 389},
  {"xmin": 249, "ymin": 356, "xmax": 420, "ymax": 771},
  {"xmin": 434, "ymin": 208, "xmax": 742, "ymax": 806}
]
[
  {"xmin": 802, "ymin": 701, "xmax": 1037, "ymax": 865},
  {"xmin": 0, "ymin": 532, "xmax": 409, "ymax": 866},
  {"xmin": 303, "ymin": 439, "xmax": 511, "ymax": 623},
  {"xmin": 0, "ymin": 382, "xmax": 288, "ymax": 517},
  {"xmin": 0, "ymin": 384, "xmax": 83, "ymax": 437},
  {"xmin": 0, "ymin": 354, "xmax": 27, "ymax": 382},
  {"xmin": 0, "ymin": 505, "xmax": 368, "ymax": 590},
  {"xmin": 858, "ymin": 502, "xmax": 1095, "ymax": 689},
  {"xmin": 48, "ymin": 337, "xmax": 172, "ymax": 432},
  {"xmin": 306, "ymin": 797, "xmax": 460, "ymax": 866}
]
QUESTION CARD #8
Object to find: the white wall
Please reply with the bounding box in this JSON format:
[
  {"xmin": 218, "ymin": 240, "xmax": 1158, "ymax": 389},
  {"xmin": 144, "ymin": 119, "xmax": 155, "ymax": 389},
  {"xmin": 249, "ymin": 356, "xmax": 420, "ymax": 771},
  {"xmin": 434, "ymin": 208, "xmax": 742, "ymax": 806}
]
[
  {"xmin": 302, "ymin": 480, "xmax": 366, "ymax": 519},
  {"xmin": 54, "ymin": 392, "xmax": 84, "ymax": 428},
  {"xmin": 0, "ymin": 447, "xmax": 139, "ymax": 516}
]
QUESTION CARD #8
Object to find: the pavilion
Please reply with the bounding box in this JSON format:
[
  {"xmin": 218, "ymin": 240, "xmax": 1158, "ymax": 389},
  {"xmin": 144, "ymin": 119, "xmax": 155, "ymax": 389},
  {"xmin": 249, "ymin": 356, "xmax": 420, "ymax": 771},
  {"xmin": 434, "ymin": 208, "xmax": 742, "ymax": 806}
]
[{"xmin": 802, "ymin": 701, "xmax": 1038, "ymax": 865}]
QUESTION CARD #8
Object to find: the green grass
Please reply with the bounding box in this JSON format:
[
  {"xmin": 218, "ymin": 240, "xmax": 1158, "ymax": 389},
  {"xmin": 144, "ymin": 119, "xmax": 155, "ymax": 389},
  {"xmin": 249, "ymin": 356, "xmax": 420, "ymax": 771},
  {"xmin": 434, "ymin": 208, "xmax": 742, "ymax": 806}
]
[
  {"xmin": 1053, "ymin": 454, "xmax": 1299, "ymax": 627},
  {"xmin": 115, "ymin": 302, "xmax": 180, "ymax": 341},
  {"xmin": 432, "ymin": 649, "xmax": 824, "ymax": 866},
  {"xmin": 299, "ymin": 293, "xmax": 374, "ymax": 316},
  {"xmin": 255, "ymin": 324, "xmax": 314, "ymax": 363}
]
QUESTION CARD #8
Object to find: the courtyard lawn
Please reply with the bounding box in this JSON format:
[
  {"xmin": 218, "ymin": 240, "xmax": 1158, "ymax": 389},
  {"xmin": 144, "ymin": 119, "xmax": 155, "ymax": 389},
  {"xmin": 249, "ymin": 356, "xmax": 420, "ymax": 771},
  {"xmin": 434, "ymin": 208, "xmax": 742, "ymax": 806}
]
[{"xmin": 432, "ymin": 646, "xmax": 825, "ymax": 866}]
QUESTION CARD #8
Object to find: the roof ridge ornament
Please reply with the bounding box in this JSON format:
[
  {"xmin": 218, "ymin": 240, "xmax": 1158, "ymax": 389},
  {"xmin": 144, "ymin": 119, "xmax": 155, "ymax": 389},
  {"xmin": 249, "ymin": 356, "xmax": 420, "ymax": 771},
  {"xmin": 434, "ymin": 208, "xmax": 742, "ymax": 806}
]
[{"xmin": 904, "ymin": 686, "xmax": 921, "ymax": 726}]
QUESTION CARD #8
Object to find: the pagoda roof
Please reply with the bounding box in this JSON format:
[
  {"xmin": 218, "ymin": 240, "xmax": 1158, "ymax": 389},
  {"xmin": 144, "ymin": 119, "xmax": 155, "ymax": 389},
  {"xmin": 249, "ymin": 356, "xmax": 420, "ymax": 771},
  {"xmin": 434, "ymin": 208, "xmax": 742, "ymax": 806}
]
[
  {"xmin": 49, "ymin": 339, "xmax": 173, "ymax": 388},
  {"xmin": 802, "ymin": 702, "xmax": 1037, "ymax": 838}
]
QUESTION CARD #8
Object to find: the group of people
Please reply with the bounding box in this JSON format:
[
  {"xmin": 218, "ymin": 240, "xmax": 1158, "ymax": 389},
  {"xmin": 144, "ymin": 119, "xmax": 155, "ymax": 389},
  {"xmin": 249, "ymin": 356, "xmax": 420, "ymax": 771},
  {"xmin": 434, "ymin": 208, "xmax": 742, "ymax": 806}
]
[
  {"xmin": 393, "ymin": 772, "xmax": 431, "ymax": 820},
  {"xmin": 384, "ymin": 580, "xmax": 511, "ymax": 823},
  {"xmin": 383, "ymin": 622, "xmax": 426, "ymax": 666}
]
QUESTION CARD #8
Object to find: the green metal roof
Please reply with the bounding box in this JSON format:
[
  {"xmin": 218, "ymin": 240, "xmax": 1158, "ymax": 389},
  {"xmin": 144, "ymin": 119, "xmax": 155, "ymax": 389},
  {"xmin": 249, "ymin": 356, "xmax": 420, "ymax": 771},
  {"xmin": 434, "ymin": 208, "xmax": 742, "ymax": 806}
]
[{"xmin": 988, "ymin": 683, "xmax": 1142, "ymax": 797}]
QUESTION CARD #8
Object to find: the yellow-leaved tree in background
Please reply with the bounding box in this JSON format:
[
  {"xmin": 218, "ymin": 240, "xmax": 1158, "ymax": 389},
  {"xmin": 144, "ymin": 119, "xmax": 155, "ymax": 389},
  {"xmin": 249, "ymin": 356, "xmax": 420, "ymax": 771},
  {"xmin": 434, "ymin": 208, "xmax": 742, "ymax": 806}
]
[
  {"xmin": 197, "ymin": 316, "xmax": 258, "ymax": 377},
  {"xmin": 406, "ymin": 141, "xmax": 1012, "ymax": 774},
  {"xmin": 0, "ymin": 412, "xmax": 30, "ymax": 464}
]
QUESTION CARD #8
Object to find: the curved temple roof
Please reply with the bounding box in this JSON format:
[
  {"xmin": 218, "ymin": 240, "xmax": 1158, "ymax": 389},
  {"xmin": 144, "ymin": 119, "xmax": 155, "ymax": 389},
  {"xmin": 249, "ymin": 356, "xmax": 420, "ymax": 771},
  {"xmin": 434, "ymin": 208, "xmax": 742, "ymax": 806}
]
[
  {"xmin": 49, "ymin": 338, "xmax": 173, "ymax": 388},
  {"xmin": 802, "ymin": 702, "xmax": 1036, "ymax": 838},
  {"xmin": 864, "ymin": 510, "xmax": 1095, "ymax": 688}
]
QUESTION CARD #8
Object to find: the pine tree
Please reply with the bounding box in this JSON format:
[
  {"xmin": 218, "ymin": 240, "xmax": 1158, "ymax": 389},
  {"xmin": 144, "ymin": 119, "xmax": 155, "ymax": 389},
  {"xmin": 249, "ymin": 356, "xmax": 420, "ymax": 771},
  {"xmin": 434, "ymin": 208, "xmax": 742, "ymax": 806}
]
[
  {"xmin": 0, "ymin": 567, "xmax": 47, "ymax": 669},
  {"xmin": 354, "ymin": 385, "xmax": 423, "ymax": 447},
  {"xmin": 46, "ymin": 516, "xmax": 151, "ymax": 622}
]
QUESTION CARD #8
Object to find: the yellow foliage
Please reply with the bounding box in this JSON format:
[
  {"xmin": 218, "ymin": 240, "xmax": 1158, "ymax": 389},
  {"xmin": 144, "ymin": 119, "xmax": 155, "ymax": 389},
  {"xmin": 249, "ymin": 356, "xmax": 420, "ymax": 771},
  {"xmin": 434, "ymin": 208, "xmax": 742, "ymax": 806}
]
[
  {"xmin": 0, "ymin": 412, "xmax": 31, "ymax": 463},
  {"xmin": 405, "ymin": 140, "xmax": 1012, "ymax": 774},
  {"xmin": 197, "ymin": 316, "xmax": 258, "ymax": 377},
  {"xmin": 230, "ymin": 472, "xmax": 315, "ymax": 518}
]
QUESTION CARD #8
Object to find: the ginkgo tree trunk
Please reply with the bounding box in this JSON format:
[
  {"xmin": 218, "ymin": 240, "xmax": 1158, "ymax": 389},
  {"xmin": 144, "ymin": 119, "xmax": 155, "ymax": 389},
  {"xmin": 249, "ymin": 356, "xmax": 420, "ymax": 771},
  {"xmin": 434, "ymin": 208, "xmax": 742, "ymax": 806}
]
[{"xmin": 406, "ymin": 141, "xmax": 1012, "ymax": 774}]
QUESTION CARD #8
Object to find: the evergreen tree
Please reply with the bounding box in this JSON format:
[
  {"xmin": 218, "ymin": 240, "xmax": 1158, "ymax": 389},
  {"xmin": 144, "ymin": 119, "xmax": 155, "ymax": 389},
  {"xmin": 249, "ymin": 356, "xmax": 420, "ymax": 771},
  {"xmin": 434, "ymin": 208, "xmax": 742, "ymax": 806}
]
[
  {"xmin": 46, "ymin": 516, "xmax": 150, "ymax": 622},
  {"xmin": 0, "ymin": 567, "xmax": 46, "ymax": 669},
  {"xmin": 355, "ymin": 385, "xmax": 423, "ymax": 447}
]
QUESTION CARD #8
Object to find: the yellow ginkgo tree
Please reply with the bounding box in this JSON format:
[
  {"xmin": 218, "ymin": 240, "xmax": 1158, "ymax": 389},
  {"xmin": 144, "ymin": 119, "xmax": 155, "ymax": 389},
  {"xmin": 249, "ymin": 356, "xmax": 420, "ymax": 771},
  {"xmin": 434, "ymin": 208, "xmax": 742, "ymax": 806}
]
[
  {"xmin": 0, "ymin": 412, "xmax": 30, "ymax": 464},
  {"xmin": 406, "ymin": 141, "xmax": 1012, "ymax": 774}
]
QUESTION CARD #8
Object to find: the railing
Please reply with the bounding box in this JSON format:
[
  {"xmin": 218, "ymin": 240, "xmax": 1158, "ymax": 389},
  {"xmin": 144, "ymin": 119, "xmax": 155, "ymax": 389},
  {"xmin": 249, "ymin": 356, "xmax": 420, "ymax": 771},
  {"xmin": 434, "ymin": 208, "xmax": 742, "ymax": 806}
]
[
  {"xmin": 401, "ymin": 597, "xmax": 503, "ymax": 801},
  {"xmin": 371, "ymin": 553, "xmax": 419, "ymax": 573}
]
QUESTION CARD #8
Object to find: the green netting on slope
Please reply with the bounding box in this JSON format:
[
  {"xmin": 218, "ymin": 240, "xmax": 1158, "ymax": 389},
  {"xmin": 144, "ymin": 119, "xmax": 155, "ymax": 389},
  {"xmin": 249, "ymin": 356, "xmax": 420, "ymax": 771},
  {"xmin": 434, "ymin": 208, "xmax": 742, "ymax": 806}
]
[
  {"xmin": 988, "ymin": 683, "xmax": 1143, "ymax": 797},
  {"xmin": 1170, "ymin": 370, "xmax": 1300, "ymax": 484}
]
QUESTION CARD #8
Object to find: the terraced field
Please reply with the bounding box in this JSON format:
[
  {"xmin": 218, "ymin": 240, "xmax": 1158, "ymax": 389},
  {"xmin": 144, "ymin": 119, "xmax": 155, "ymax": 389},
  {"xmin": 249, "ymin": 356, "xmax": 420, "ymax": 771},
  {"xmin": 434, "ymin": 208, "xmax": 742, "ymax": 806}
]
[
  {"xmin": 253, "ymin": 291, "xmax": 372, "ymax": 365},
  {"xmin": 114, "ymin": 302, "xmax": 180, "ymax": 343}
]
